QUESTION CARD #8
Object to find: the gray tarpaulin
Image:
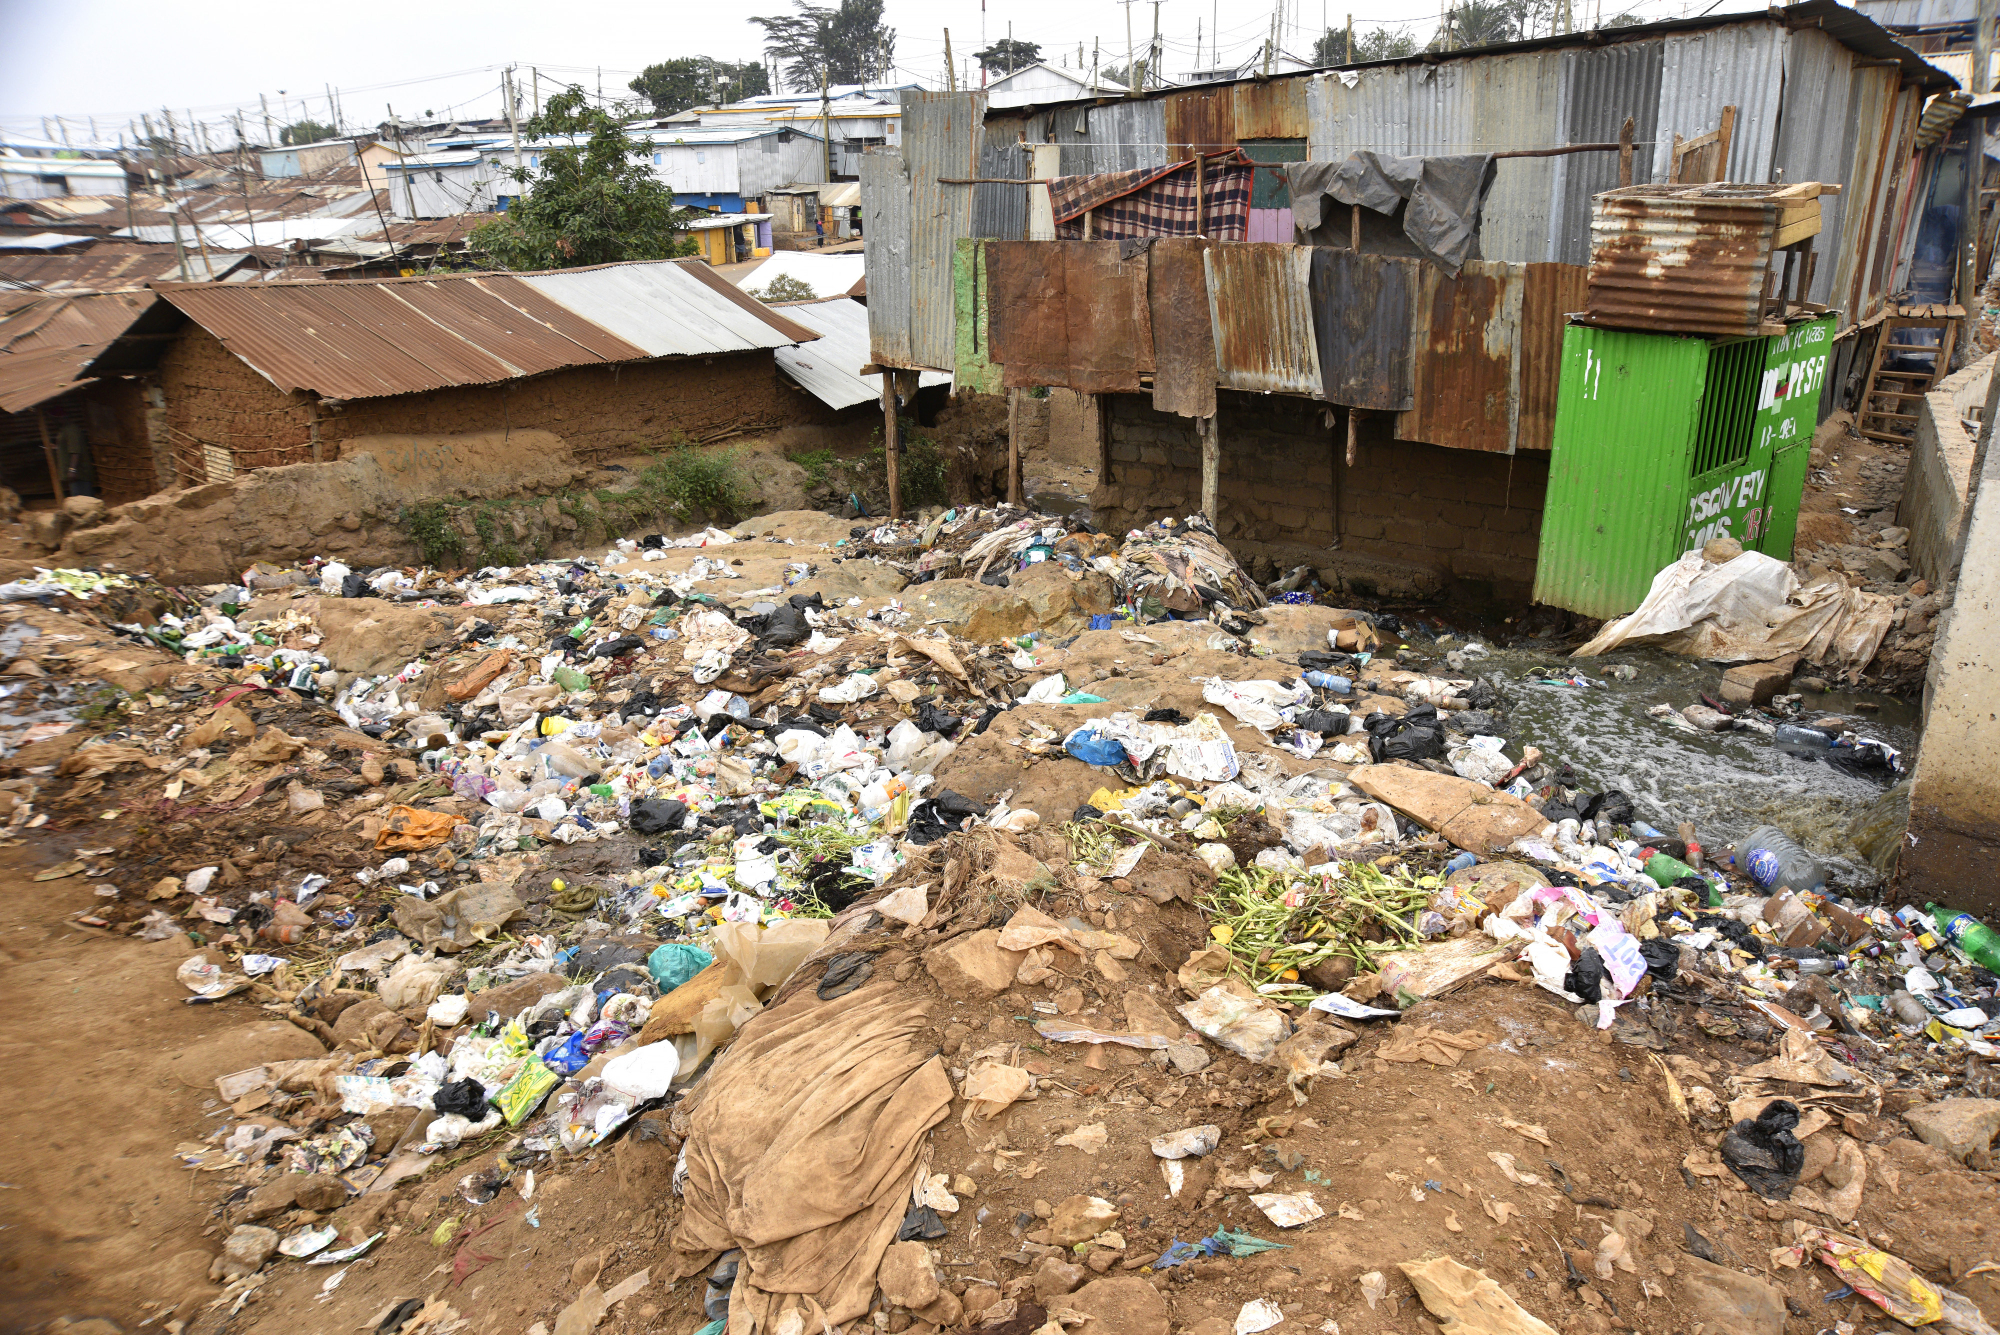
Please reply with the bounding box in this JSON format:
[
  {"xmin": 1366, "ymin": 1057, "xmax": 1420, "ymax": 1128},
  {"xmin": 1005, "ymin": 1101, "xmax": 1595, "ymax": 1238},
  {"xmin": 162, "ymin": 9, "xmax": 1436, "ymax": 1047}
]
[{"xmin": 1281, "ymin": 153, "xmax": 1498, "ymax": 277}]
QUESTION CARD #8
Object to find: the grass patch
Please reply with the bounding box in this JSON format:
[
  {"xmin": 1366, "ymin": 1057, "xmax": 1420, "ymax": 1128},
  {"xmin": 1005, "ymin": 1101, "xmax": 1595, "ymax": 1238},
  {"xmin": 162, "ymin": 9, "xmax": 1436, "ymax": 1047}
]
[
  {"xmin": 901, "ymin": 434, "xmax": 949, "ymax": 509},
  {"xmin": 788, "ymin": 447, "xmax": 838, "ymax": 489},
  {"xmin": 403, "ymin": 501, "xmax": 466, "ymax": 567}
]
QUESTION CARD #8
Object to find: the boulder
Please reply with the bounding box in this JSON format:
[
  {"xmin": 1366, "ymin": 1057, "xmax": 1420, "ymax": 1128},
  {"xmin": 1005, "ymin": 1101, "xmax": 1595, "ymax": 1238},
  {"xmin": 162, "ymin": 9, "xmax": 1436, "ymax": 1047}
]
[
  {"xmin": 1718, "ymin": 656, "xmax": 1798, "ymax": 707},
  {"xmin": 1677, "ymin": 1256, "xmax": 1783, "ymax": 1335},
  {"xmin": 924, "ymin": 930, "xmax": 1028, "ymax": 1000},
  {"xmin": 308, "ymin": 597, "xmax": 465, "ymax": 674},
  {"xmin": 1033, "ymin": 1257, "xmax": 1088, "ymax": 1303},
  {"xmin": 23, "ymin": 509, "xmax": 71, "ymax": 550},
  {"xmin": 61, "ymin": 495, "xmax": 107, "ymax": 526},
  {"xmin": 903, "ymin": 564, "xmax": 1115, "ymax": 642},
  {"xmin": 210, "ymin": 1225, "xmax": 279, "ymax": 1282},
  {"xmin": 1048, "ymin": 1195, "xmax": 1119, "ymax": 1247},
  {"xmin": 877, "ymin": 1241, "xmax": 941, "ymax": 1309},
  {"xmin": 242, "ymin": 1173, "xmax": 311, "ymax": 1220},
  {"xmin": 1059, "ymin": 1278, "xmax": 1170, "ymax": 1335},
  {"xmin": 1903, "ymin": 1098, "xmax": 2000, "ymax": 1163}
]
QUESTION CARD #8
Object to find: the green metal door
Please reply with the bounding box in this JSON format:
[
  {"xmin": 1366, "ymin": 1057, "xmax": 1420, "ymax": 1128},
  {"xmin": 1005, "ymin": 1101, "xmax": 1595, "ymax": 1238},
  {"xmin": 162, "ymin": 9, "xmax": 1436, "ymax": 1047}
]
[
  {"xmin": 1534, "ymin": 324, "xmax": 1708, "ymax": 618},
  {"xmin": 1678, "ymin": 315, "xmax": 1834, "ymax": 559}
]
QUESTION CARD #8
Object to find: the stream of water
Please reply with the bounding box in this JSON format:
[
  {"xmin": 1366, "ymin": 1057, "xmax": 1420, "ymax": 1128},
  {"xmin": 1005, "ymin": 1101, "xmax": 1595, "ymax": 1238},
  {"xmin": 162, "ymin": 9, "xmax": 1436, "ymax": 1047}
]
[{"xmin": 1409, "ymin": 640, "xmax": 1918, "ymax": 893}]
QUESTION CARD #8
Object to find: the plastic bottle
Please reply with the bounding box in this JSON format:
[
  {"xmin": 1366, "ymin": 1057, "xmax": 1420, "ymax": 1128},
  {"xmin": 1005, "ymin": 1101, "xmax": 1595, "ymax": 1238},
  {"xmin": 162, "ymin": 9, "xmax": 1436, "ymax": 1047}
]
[
  {"xmin": 1773, "ymin": 724, "xmax": 1835, "ymax": 750},
  {"xmin": 1639, "ymin": 849, "xmax": 1696, "ymax": 888},
  {"xmin": 1887, "ymin": 989, "xmax": 1931, "ymax": 1027},
  {"xmin": 1733, "ymin": 825, "xmax": 1827, "ymax": 892},
  {"xmin": 1304, "ymin": 671, "xmax": 1352, "ymax": 694},
  {"xmin": 1927, "ymin": 904, "xmax": 2000, "ymax": 974}
]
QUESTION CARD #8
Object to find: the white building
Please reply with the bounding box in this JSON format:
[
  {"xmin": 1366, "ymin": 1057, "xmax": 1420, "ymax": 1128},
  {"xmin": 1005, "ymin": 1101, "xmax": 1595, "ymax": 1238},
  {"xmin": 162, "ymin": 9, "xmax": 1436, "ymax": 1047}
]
[
  {"xmin": 0, "ymin": 138, "xmax": 128, "ymax": 199},
  {"xmin": 637, "ymin": 125, "xmax": 828, "ymax": 210},
  {"xmin": 983, "ymin": 62, "xmax": 1123, "ymax": 109}
]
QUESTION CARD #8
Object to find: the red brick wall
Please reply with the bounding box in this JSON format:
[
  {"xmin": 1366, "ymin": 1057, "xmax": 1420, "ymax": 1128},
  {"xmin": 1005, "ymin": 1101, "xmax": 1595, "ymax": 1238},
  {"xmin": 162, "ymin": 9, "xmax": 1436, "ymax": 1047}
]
[
  {"xmin": 1093, "ymin": 391, "xmax": 1549, "ymax": 603},
  {"xmin": 152, "ymin": 324, "xmax": 835, "ymax": 486}
]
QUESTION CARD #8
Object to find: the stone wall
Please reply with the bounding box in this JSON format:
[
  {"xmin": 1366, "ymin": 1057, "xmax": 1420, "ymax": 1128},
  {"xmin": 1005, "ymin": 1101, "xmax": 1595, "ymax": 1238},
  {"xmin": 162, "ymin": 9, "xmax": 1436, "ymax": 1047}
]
[
  {"xmin": 1090, "ymin": 391, "xmax": 1549, "ymax": 603},
  {"xmin": 153, "ymin": 324, "xmax": 835, "ymax": 486}
]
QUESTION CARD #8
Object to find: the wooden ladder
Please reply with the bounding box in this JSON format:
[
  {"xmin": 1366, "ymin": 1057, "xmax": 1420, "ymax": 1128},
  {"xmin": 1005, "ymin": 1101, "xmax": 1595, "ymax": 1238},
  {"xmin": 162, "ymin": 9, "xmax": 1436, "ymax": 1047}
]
[{"xmin": 1858, "ymin": 305, "xmax": 1961, "ymax": 445}]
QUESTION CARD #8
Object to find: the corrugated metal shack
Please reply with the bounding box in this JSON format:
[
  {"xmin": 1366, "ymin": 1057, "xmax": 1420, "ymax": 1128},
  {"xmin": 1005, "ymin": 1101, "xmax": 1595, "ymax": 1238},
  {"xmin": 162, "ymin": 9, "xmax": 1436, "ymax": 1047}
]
[{"xmin": 861, "ymin": 0, "xmax": 1951, "ymax": 602}]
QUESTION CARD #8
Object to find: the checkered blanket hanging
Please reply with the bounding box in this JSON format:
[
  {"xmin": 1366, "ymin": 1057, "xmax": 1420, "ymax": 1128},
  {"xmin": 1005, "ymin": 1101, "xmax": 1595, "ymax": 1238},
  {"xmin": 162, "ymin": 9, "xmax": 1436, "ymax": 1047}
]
[{"xmin": 1048, "ymin": 150, "xmax": 1255, "ymax": 241}]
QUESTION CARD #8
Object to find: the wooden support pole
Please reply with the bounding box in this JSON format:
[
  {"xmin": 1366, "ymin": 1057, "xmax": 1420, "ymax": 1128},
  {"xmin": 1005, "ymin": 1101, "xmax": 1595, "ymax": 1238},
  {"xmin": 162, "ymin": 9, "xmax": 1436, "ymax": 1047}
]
[
  {"xmin": 881, "ymin": 371, "xmax": 902, "ymax": 520},
  {"xmin": 1007, "ymin": 388, "xmax": 1023, "ymax": 505},
  {"xmin": 1618, "ymin": 115, "xmax": 1634, "ymax": 188},
  {"xmin": 1199, "ymin": 412, "xmax": 1219, "ymax": 522},
  {"xmin": 1350, "ymin": 202, "xmax": 1362, "ymax": 251},
  {"xmin": 1194, "ymin": 150, "xmax": 1206, "ymax": 235},
  {"xmin": 35, "ymin": 409, "xmax": 65, "ymax": 504},
  {"xmin": 1347, "ymin": 408, "xmax": 1361, "ymax": 467}
]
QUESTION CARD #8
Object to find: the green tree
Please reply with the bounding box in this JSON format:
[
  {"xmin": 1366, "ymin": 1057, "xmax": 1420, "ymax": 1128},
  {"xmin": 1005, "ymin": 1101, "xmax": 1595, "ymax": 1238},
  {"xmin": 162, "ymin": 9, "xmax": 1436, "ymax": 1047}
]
[
  {"xmin": 1312, "ymin": 24, "xmax": 1421, "ymax": 63},
  {"xmin": 1431, "ymin": 1, "xmax": 1517, "ymax": 48},
  {"xmin": 630, "ymin": 58, "xmax": 772, "ymax": 115},
  {"xmin": 281, "ymin": 119, "xmax": 338, "ymax": 145},
  {"xmin": 469, "ymin": 87, "xmax": 697, "ymax": 271},
  {"xmin": 1102, "ymin": 58, "xmax": 1148, "ymax": 89},
  {"xmin": 750, "ymin": 0, "xmax": 896, "ymax": 92},
  {"xmin": 974, "ymin": 38, "xmax": 1042, "ymax": 74}
]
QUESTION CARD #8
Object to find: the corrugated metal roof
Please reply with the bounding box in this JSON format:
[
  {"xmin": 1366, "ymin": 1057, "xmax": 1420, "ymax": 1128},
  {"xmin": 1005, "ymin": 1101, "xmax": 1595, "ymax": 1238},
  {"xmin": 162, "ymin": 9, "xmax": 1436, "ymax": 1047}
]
[
  {"xmin": 0, "ymin": 232, "xmax": 98, "ymax": 251},
  {"xmin": 1657, "ymin": 22, "xmax": 1787, "ymax": 183},
  {"xmin": 1550, "ymin": 42, "xmax": 1664, "ymax": 265},
  {"xmin": 1773, "ymin": 28, "xmax": 1860, "ymax": 307},
  {"xmin": 1049, "ymin": 99, "xmax": 1169, "ymax": 177},
  {"xmin": 973, "ymin": 115, "xmax": 1030, "ymax": 241},
  {"xmin": 771, "ymin": 296, "xmax": 949, "ymax": 409},
  {"xmin": 0, "ymin": 245, "xmax": 253, "ymax": 292},
  {"xmin": 0, "ymin": 289, "xmax": 156, "ymax": 412},
  {"xmin": 1203, "ymin": 243, "xmax": 1321, "ymax": 395},
  {"xmin": 1584, "ymin": 187, "xmax": 1779, "ymax": 336},
  {"xmin": 148, "ymin": 258, "xmax": 815, "ymax": 402},
  {"xmin": 735, "ymin": 251, "xmax": 867, "ymax": 298},
  {"xmin": 1852, "ymin": 0, "xmax": 1972, "ymax": 29}
]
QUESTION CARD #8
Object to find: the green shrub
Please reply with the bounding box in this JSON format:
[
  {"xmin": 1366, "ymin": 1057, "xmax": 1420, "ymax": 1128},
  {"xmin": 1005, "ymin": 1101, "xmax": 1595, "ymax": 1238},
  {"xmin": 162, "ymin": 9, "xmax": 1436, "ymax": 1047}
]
[{"xmin": 404, "ymin": 501, "xmax": 466, "ymax": 567}]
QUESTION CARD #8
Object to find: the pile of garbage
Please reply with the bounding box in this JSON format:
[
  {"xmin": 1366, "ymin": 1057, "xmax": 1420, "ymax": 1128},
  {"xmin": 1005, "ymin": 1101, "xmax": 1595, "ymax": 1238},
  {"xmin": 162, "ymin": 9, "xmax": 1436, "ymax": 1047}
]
[{"xmin": 2, "ymin": 507, "xmax": 1996, "ymax": 1334}]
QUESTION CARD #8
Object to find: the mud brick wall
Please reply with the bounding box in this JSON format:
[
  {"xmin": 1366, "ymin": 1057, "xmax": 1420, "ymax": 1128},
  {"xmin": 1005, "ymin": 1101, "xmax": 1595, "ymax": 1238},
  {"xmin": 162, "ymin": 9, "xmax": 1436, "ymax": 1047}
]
[
  {"xmin": 1092, "ymin": 391, "xmax": 1550, "ymax": 602},
  {"xmin": 155, "ymin": 325, "xmax": 834, "ymax": 487},
  {"xmin": 84, "ymin": 378, "xmax": 160, "ymax": 506}
]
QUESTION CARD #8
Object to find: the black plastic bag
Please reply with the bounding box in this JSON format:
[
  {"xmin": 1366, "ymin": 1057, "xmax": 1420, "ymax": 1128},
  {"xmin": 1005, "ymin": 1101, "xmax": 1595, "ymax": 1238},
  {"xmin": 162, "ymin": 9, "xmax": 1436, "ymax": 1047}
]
[
  {"xmin": 906, "ymin": 788, "xmax": 991, "ymax": 845},
  {"xmin": 1721, "ymin": 1099, "xmax": 1805, "ymax": 1198},
  {"xmin": 1564, "ymin": 947, "xmax": 1606, "ymax": 1003},
  {"xmin": 1638, "ymin": 938, "xmax": 1682, "ymax": 988},
  {"xmin": 629, "ymin": 798, "xmax": 690, "ymax": 835},
  {"xmin": 914, "ymin": 702, "xmax": 962, "ymax": 737},
  {"xmin": 1580, "ymin": 789, "xmax": 1636, "ymax": 827},
  {"xmin": 340, "ymin": 573, "xmax": 373, "ymax": 599},
  {"xmin": 433, "ymin": 1077, "xmax": 489, "ymax": 1118},
  {"xmin": 817, "ymin": 952, "xmax": 875, "ymax": 1000},
  {"xmin": 1298, "ymin": 650, "xmax": 1357, "ymax": 673},
  {"xmin": 1539, "ymin": 799, "xmax": 1583, "ymax": 823},
  {"xmin": 1144, "ymin": 707, "xmax": 1192, "ymax": 724},
  {"xmin": 1366, "ymin": 704, "xmax": 1445, "ymax": 763},
  {"xmin": 593, "ymin": 636, "xmax": 644, "ymax": 658},
  {"xmin": 897, "ymin": 1203, "xmax": 949, "ymax": 1241},
  {"xmin": 745, "ymin": 604, "xmax": 809, "ymax": 648},
  {"xmin": 1294, "ymin": 708, "xmax": 1350, "ymax": 736}
]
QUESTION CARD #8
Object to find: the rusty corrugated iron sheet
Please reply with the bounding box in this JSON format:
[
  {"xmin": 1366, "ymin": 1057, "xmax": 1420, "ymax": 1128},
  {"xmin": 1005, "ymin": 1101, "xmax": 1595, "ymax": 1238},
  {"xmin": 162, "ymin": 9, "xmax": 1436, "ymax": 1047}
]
[
  {"xmin": 985, "ymin": 240, "xmax": 1154, "ymax": 394},
  {"xmin": 1399, "ymin": 260, "xmax": 1524, "ymax": 454},
  {"xmin": 1202, "ymin": 242, "xmax": 1320, "ymax": 397},
  {"xmin": 1149, "ymin": 237, "xmax": 1216, "ymax": 418},
  {"xmin": 1309, "ymin": 250, "xmax": 1415, "ymax": 412},
  {"xmin": 152, "ymin": 257, "xmax": 813, "ymax": 402},
  {"xmin": 1163, "ymin": 89, "xmax": 1234, "ymax": 158},
  {"xmin": 904, "ymin": 91, "xmax": 986, "ymax": 371},
  {"xmin": 1517, "ymin": 262, "xmax": 1589, "ymax": 450},
  {"xmin": 0, "ymin": 289, "xmax": 156, "ymax": 413},
  {"xmin": 1584, "ymin": 187, "xmax": 1778, "ymax": 337}
]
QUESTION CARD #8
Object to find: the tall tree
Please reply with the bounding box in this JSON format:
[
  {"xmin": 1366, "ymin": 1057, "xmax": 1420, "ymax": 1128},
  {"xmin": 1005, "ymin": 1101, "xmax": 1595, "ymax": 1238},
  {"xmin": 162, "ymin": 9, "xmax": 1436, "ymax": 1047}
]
[
  {"xmin": 974, "ymin": 38, "xmax": 1042, "ymax": 74},
  {"xmin": 1311, "ymin": 25, "xmax": 1420, "ymax": 63},
  {"xmin": 469, "ymin": 86, "xmax": 697, "ymax": 270},
  {"xmin": 1432, "ymin": 1, "xmax": 1518, "ymax": 48},
  {"xmin": 749, "ymin": 0, "xmax": 896, "ymax": 92},
  {"xmin": 281, "ymin": 119, "xmax": 338, "ymax": 145},
  {"xmin": 630, "ymin": 59, "xmax": 771, "ymax": 115}
]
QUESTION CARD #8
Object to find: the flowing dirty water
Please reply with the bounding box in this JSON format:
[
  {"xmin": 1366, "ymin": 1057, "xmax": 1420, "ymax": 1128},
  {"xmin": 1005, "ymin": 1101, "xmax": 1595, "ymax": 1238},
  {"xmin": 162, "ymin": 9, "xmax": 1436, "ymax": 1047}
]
[{"xmin": 1440, "ymin": 641, "xmax": 1916, "ymax": 889}]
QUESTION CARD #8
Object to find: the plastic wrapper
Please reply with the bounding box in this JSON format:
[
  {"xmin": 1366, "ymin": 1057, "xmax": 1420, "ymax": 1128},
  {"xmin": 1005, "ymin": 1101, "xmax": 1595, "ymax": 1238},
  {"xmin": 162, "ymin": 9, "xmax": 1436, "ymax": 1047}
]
[{"xmin": 493, "ymin": 1055, "xmax": 561, "ymax": 1126}]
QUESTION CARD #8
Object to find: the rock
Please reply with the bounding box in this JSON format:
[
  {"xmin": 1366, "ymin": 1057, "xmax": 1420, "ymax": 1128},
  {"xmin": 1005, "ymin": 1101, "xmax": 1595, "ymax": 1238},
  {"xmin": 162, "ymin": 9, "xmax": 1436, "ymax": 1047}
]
[
  {"xmin": 915, "ymin": 1291, "xmax": 963, "ymax": 1327},
  {"xmin": 210, "ymin": 1225, "xmax": 280, "ymax": 1281},
  {"xmin": 172, "ymin": 1021, "xmax": 325, "ymax": 1091},
  {"xmin": 363, "ymin": 1105, "xmax": 421, "ymax": 1152},
  {"xmin": 1863, "ymin": 549, "xmax": 1909, "ymax": 585},
  {"xmin": 23, "ymin": 509, "xmax": 71, "ymax": 550},
  {"xmin": 309, "ymin": 597, "xmax": 465, "ymax": 674},
  {"xmin": 1799, "ymin": 1133, "xmax": 1837, "ymax": 1184},
  {"xmin": 331, "ymin": 997, "xmax": 392, "ymax": 1048},
  {"xmin": 1718, "ymin": 657, "xmax": 1797, "ymax": 707},
  {"xmin": 242, "ymin": 1173, "xmax": 311, "ymax": 1220},
  {"xmin": 903, "ymin": 564, "xmax": 1115, "ymax": 642},
  {"xmin": 877, "ymin": 1241, "xmax": 941, "ymax": 1309},
  {"xmin": 924, "ymin": 930, "xmax": 1029, "ymax": 1000},
  {"xmin": 296, "ymin": 1173, "xmax": 350, "ymax": 1212},
  {"xmin": 1165, "ymin": 1042, "xmax": 1211, "ymax": 1075},
  {"xmin": 1795, "ymin": 676, "xmax": 1829, "ymax": 693},
  {"xmin": 1301, "ymin": 956, "xmax": 1355, "ymax": 991},
  {"xmin": 463, "ymin": 970, "xmax": 566, "ymax": 1021},
  {"xmin": 1061, "ymin": 1278, "xmax": 1171, "ymax": 1335},
  {"xmin": 1877, "ymin": 526, "xmax": 1910, "ymax": 546},
  {"xmin": 1346, "ymin": 764, "xmax": 1546, "ymax": 854},
  {"xmin": 1677, "ymin": 1255, "xmax": 1783, "ymax": 1335},
  {"xmin": 1702, "ymin": 537, "xmax": 1744, "ymax": 563},
  {"xmin": 1033, "ymin": 1257, "xmax": 1088, "ymax": 1303},
  {"xmin": 1048, "ymin": 1195, "xmax": 1120, "ymax": 1247},
  {"xmin": 61, "ymin": 495, "xmax": 106, "ymax": 526},
  {"xmin": 1683, "ymin": 704, "xmax": 1735, "ymax": 731},
  {"xmin": 1903, "ymin": 1098, "xmax": 2000, "ymax": 1163},
  {"xmin": 1244, "ymin": 605, "xmax": 1362, "ymax": 657}
]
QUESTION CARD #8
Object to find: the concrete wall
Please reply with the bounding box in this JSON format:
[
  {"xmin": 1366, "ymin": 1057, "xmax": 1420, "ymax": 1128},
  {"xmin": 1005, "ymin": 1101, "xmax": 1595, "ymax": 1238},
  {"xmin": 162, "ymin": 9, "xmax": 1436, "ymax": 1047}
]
[
  {"xmin": 1090, "ymin": 391, "xmax": 1549, "ymax": 603},
  {"xmin": 1897, "ymin": 352, "xmax": 1993, "ymax": 587},
  {"xmin": 1901, "ymin": 387, "xmax": 2000, "ymax": 918},
  {"xmin": 155, "ymin": 324, "xmax": 834, "ymax": 486}
]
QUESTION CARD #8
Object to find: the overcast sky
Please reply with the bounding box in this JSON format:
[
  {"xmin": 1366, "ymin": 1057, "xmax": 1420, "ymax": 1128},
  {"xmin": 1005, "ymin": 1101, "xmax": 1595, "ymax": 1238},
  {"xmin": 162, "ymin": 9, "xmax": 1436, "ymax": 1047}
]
[{"xmin": 1, "ymin": 0, "xmax": 1763, "ymax": 145}]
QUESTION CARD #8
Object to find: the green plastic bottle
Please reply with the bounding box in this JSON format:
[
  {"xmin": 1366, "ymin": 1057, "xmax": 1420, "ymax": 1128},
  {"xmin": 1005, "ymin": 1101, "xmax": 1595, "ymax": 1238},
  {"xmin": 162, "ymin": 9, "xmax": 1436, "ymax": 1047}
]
[
  {"xmin": 1927, "ymin": 903, "xmax": 2000, "ymax": 974},
  {"xmin": 1641, "ymin": 850, "xmax": 1696, "ymax": 888}
]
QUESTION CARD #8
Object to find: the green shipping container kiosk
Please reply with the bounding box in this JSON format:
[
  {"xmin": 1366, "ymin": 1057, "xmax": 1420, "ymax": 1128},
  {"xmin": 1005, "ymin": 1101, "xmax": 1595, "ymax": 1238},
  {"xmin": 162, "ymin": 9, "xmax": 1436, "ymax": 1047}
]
[{"xmin": 1533, "ymin": 313, "xmax": 1835, "ymax": 618}]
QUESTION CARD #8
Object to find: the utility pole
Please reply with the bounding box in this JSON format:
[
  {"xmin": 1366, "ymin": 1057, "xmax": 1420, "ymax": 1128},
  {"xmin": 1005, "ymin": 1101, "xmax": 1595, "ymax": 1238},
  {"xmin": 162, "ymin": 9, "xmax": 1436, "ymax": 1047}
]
[
  {"xmin": 1347, "ymin": 13, "xmax": 1354, "ymax": 62},
  {"xmin": 533, "ymin": 68, "xmax": 541, "ymax": 119},
  {"xmin": 945, "ymin": 29, "xmax": 957, "ymax": 91},
  {"xmin": 821, "ymin": 67, "xmax": 833, "ymax": 181},
  {"xmin": 504, "ymin": 66, "xmax": 522, "ymax": 180},
  {"xmin": 1150, "ymin": 2, "xmax": 1163, "ymax": 87},
  {"xmin": 261, "ymin": 93, "xmax": 274, "ymax": 145},
  {"xmin": 143, "ymin": 113, "xmax": 190, "ymax": 281},
  {"xmin": 1123, "ymin": 0, "xmax": 1139, "ymax": 92},
  {"xmin": 1978, "ymin": 0, "xmax": 1996, "ymax": 95}
]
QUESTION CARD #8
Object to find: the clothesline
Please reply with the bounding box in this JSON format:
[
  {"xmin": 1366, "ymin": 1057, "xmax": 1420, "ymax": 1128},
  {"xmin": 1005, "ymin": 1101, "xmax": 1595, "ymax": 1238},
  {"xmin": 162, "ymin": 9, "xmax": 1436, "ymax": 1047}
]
[{"xmin": 988, "ymin": 140, "xmax": 1672, "ymax": 149}]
